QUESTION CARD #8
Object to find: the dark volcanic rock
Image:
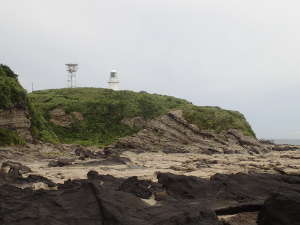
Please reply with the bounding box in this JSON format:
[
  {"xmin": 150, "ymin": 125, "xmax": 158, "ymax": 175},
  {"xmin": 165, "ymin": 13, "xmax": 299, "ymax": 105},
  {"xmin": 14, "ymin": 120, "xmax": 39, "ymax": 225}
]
[
  {"xmin": 3, "ymin": 171, "xmax": 300, "ymax": 225},
  {"xmin": 58, "ymin": 171, "xmax": 125, "ymax": 191},
  {"xmin": 215, "ymin": 203, "xmax": 262, "ymax": 216},
  {"xmin": 257, "ymin": 192, "xmax": 300, "ymax": 225},
  {"xmin": 1, "ymin": 161, "xmax": 31, "ymax": 177},
  {"xmin": 76, "ymin": 156, "xmax": 131, "ymax": 167},
  {"xmin": 87, "ymin": 170, "xmax": 125, "ymax": 189},
  {"xmin": 0, "ymin": 183, "xmax": 103, "ymax": 225},
  {"xmin": 157, "ymin": 172, "xmax": 214, "ymax": 200},
  {"xmin": 0, "ymin": 162, "xmax": 55, "ymax": 188},
  {"xmin": 0, "ymin": 181, "xmax": 220, "ymax": 225},
  {"xmin": 25, "ymin": 174, "xmax": 56, "ymax": 187},
  {"xmin": 157, "ymin": 172, "xmax": 300, "ymax": 209},
  {"xmin": 0, "ymin": 171, "xmax": 56, "ymax": 188},
  {"xmin": 157, "ymin": 172, "xmax": 300, "ymax": 224},
  {"xmin": 48, "ymin": 158, "xmax": 73, "ymax": 167},
  {"xmin": 118, "ymin": 176, "xmax": 153, "ymax": 199},
  {"xmin": 74, "ymin": 147, "xmax": 97, "ymax": 159},
  {"xmin": 87, "ymin": 171, "xmax": 163, "ymax": 200}
]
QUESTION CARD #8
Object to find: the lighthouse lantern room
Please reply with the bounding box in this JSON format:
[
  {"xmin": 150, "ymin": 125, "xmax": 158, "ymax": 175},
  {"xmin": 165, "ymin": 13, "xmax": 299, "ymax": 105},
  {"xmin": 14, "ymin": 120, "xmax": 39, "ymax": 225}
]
[{"xmin": 108, "ymin": 69, "xmax": 120, "ymax": 90}]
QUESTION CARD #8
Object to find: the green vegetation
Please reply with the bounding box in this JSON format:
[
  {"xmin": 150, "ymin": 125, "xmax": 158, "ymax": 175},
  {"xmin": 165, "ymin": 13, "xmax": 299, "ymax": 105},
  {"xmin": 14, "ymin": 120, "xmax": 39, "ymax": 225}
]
[
  {"xmin": 0, "ymin": 64, "xmax": 27, "ymax": 146},
  {"xmin": 28, "ymin": 102, "xmax": 59, "ymax": 143},
  {"xmin": 0, "ymin": 64, "xmax": 27, "ymax": 109},
  {"xmin": 0, "ymin": 128, "xmax": 25, "ymax": 145},
  {"xmin": 29, "ymin": 88, "xmax": 256, "ymax": 146},
  {"xmin": 183, "ymin": 106, "xmax": 256, "ymax": 137},
  {"xmin": 29, "ymin": 88, "xmax": 188, "ymax": 146},
  {"xmin": 0, "ymin": 64, "xmax": 58, "ymax": 146}
]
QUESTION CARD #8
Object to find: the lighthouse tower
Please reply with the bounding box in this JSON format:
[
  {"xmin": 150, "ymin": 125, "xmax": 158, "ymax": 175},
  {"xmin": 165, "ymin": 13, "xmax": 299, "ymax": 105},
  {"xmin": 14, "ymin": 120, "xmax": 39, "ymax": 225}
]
[{"xmin": 108, "ymin": 69, "xmax": 120, "ymax": 90}]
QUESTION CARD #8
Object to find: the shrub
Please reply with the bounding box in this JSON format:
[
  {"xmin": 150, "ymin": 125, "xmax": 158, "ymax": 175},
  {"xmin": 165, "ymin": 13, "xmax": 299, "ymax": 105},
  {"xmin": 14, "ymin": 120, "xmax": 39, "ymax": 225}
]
[
  {"xmin": 0, "ymin": 64, "xmax": 27, "ymax": 109},
  {"xmin": 0, "ymin": 65, "xmax": 58, "ymax": 146},
  {"xmin": 183, "ymin": 105, "xmax": 256, "ymax": 137},
  {"xmin": 0, "ymin": 128, "xmax": 25, "ymax": 146}
]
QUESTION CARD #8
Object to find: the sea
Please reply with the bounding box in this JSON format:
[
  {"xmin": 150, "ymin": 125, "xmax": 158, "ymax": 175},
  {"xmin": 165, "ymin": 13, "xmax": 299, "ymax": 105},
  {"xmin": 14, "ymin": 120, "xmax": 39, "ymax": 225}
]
[{"xmin": 274, "ymin": 139, "xmax": 300, "ymax": 145}]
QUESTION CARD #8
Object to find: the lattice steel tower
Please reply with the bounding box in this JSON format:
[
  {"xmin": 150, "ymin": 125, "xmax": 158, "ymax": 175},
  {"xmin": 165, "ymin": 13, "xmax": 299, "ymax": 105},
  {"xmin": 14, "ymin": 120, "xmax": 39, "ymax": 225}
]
[{"xmin": 65, "ymin": 64, "xmax": 78, "ymax": 88}]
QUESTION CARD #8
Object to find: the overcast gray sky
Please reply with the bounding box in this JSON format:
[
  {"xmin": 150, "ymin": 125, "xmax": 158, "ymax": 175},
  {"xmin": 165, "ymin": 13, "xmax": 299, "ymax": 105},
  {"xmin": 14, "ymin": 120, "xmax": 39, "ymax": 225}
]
[{"xmin": 1, "ymin": 0, "xmax": 299, "ymax": 139}]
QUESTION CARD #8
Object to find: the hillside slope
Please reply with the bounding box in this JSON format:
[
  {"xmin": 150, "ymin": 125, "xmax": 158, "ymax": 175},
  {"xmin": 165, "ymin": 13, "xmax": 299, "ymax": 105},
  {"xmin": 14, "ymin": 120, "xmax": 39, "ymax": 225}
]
[
  {"xmin": 0, "ymin": 65, "xmax": 57, "ymax": 146},
  {"xmin": 29, "ymin": 88, "xmax": 255, "ymax": 147}
]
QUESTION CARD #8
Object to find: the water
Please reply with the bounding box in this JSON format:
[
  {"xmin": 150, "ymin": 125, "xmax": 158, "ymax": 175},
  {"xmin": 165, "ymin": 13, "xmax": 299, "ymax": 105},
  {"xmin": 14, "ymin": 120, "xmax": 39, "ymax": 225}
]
[{"xmin": 274, "ymin": 139, "xmax": 300, "ymax": 145}]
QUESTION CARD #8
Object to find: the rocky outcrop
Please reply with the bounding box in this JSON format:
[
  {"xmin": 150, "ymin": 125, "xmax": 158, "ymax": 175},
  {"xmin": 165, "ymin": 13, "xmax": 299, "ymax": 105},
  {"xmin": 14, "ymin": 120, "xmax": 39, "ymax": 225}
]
[
  {"xmin": 2, "ymin": 171, "xmax": 300, "ymax": 224},
  {"xmin": 156, "ymin": 172, "xmax": 300, "ymax": 224},
  {"xmin": 0, "ymin": 161, "xmax": 56, "ymax": 188},
  {"xmin": 122, "ymin": 116, "xmax": 147, "ymax": 130},
  {"xmin": 111, "ymin": 110, "xmax": 272, "ymax": 155},
  {"xmin": 49, "ymin": 108, "xmax": 84, "ymax": 127},
  {"xmin": 118, "ymin": 176, "xmax": 157, "ymax": 199},
  {"xmin": 48, "ymin": 158, "xmax": 74, "ymax": 167},
  {"xmin": 74, "ymin": 147, "xmax": 101, "ymax": 159},
  {"xmin": 49, "ymin": 108, "xmax": 72, "ymax": 127},
  {"xmin": 257, "ymin": 192, "xmax": 300, "ymax": 225},
  {"xmin": 0, "ymin": 108, "xmax": 32, "ymax": 141},
  {"xmin": 0, "ymin": 179, "xmax": 220, "ymax": 225},
  {"xmin": 1, "ymin": 161, "xmax": 31, "ymax": 176},
  {"xmin": 156, "ymin": 172, "xmax": 300, "ymax": 205}
]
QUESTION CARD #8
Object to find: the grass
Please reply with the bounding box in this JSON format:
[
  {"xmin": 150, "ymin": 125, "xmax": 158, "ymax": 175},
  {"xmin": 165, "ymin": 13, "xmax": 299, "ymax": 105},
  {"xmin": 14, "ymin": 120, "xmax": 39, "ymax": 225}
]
[
  {"xmin": 0, "ymin": 128, "xmax": 25, "ymax": 146},
  {"xmin": 0, "ymin": 65, "xmax": 58, "ymax": 146},
  {"xmin": 29, "ymin": 88, "xmax": 188, "ymax": 146},
  {"xmin": 29, "ymin": 87, "xmax": 256, "ymax": 147},
  {"xmin": 0, "ymin": 64, "xmax": 27, "ymax": 109},
  {"xmin": 183, "ymin": 105, "xmax": 255, "ymax": 137}
]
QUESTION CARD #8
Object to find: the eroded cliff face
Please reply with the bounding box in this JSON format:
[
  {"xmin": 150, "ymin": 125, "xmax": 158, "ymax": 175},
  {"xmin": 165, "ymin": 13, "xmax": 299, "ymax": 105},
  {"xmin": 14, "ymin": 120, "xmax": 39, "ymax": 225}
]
[
  {"xmin": 0, "ymin": 64, "xmax": 34, "ymax": 144},
  {"xmin": 49, "ymin": 108, "xmax": 84, "ymax": 128},
  {"xmin": 0, "ymin": 108, "xmax": 32, "ymax": 141},
  {"xmin": 0, "ymin": 65, "xmax": 59, "ymax": 145},
  {"xmin": 109, "ymin": 110, "xmax": 271, "ymax": 155}
]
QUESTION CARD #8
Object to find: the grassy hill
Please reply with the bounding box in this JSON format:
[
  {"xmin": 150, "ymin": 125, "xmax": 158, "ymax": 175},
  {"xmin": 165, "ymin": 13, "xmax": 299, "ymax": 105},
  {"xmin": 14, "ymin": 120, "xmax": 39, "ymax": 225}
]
[
  {"xmin": 0, "ymin": 65, "xmax": 27, "ymax": 110},
  {"xmin": 29, "ymin": 88, "xmax": 255, "ymax": 147},
  {"xmin": 0, "ymin": 65, "xmax": 57, "ymax": 146}
]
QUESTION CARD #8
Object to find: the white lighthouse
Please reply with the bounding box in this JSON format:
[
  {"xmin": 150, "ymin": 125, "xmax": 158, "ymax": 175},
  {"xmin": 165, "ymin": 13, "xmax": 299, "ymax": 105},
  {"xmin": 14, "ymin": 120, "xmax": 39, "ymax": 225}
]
[{"xmin": 108, "ymin": 69, "xmax": 120, "ymax": 90}]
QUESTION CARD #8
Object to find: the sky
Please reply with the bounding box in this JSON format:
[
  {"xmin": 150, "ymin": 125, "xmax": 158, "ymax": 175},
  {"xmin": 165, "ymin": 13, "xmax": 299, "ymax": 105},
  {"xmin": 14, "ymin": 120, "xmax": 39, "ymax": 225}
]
[{"xmin": 0, "ymin": 0, "xmax": 299, "ymax": 139}]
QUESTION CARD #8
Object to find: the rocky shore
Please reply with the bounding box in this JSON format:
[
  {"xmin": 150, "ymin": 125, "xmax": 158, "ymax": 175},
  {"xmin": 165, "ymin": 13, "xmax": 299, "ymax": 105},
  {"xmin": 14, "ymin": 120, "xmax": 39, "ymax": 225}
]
[
  {"xmin": 1, "ymin": 129, "xmax": 300, "ymax": 225},
  {"xmin": 1, "ymin": 165, "xmax": 300, "ymax": 225},
  {"xmin": 1, "ymin": 105, "xmax": 299, "ymax": 225}
]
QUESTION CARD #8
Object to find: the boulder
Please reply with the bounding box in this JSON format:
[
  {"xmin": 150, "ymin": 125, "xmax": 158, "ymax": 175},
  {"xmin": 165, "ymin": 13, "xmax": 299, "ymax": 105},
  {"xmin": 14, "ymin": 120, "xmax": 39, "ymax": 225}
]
[
  {"xmin": 74, "ymin": 147, "xmax": 96, "ymax": 160},
  {"xmin": 1, "ymin": 161, "xmax": 31, "ymax": 177},
  {"xmin": 0, "ymin": 166, "xmax": 55, "ymax": 188},
  {"xmin": 257, "ymin": 192, "xmax": 300, "ymax": 225},
  {"xmin": 48, "ymin": 158, "xmax": 73, "ymax": 167},
  {"xmin": 118, "ymin": 176, "xmax": 153, "ymax": 199}
]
